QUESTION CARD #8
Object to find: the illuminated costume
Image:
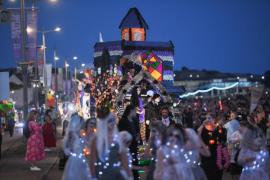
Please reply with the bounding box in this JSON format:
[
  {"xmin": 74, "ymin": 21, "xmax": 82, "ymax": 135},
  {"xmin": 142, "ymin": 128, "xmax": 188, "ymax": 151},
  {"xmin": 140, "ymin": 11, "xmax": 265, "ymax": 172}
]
[
  {"xmin": 185, "ymin": 128, "xmax": 207, "ymax": 180},
  {"xmin": 200, "ymin": 125, "xmax": 228, "ymax": 180},
  {"xmin": 238, "ymin": 149, "xmax": 269, "ymax": 180},
  {"xmin": 238, "ymin": 126, "xmax": 270, "ymax": 180},
  {"xmin": 94, "ymin": 113, "xmax": 128, "ymax": 180},
  {"xmin": 62, "ymin": 114, "xmax": 91, "ymax": 180},
  {"xmin": 154, "ymin": 143, "xmax": 195, "ymax": 180}
]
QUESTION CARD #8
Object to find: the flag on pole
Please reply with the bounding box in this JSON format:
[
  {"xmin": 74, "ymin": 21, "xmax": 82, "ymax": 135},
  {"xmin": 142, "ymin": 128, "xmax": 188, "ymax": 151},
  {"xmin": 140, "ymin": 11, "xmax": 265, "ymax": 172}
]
[
  {"xmin": 10, "ymin": 9, "xmax": 21, "ymax": 61},
  {"xmin": 46, "ymin": 64, "xmax": 52, "ymax": 88},
  {"xmin": 0, "ymin": 72, "xmax": 10, "ymax": 101},
  {"xmin": 9, "ymin": 8, "xmax": 38, "ymax": 62},
  {"xmin": 57, "ymin": 68, "xmax": 63, "ymax": 91},
  {"xmin": 25, "ymin": 8, "xmax": 38, "ymax": 62}
]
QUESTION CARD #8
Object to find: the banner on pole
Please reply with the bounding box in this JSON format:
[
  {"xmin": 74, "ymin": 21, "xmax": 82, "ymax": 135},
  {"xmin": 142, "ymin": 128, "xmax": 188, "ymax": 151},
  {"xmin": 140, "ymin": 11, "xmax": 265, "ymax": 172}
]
[
  {"xmin": 51, "ymin": 74, "xmax": 56, "ymax": 91},
  {"xmin": 37, "ymin": 47, "xmax": 44, "ymax": 79},
  {"xmin": 0, "ymin": 72, "xmax": 10, "ymax": 101},
  {"xmin": 10, "ymin": 9, "xmax": 21, "ymax": 61},
  {"xmin": 10, "ymin": 8, "xmax": 38, "ymax": 62},
  {"xmin": 57, "ymin": 68, "xmax": 63, "ymax": 91},
  {"xmin": 25, "ymin": 8, "xmax": 37, "ymax": 62},
  {"xmin": 46, "ymin": 64, "xmax": 52, "ymax": 88}
]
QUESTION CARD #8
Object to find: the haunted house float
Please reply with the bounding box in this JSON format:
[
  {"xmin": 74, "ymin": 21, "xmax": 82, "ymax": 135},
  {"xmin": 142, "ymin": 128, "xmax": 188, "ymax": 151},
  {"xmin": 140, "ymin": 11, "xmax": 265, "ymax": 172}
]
[{"xmin": 93, "ymin": 7, "xmax": 182, "ymax": 97}]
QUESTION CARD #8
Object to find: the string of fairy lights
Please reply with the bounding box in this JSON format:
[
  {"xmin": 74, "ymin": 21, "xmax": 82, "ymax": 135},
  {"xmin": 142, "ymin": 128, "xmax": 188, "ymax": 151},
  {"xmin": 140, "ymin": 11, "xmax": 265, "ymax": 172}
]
[{"xmin": 180, "ymin": 82, "xmax": 239, "ymax": 98}]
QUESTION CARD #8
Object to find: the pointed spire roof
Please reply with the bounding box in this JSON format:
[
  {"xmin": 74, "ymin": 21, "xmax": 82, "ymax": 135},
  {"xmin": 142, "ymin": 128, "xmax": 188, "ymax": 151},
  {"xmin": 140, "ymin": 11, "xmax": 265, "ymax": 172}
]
[
  {"xmin": 119, "ymin": 7, "xmax": 149, "ymax": 29},
  {"xmin": 99, "ymin": 32, "xmax": 104, "ymax": 42}
]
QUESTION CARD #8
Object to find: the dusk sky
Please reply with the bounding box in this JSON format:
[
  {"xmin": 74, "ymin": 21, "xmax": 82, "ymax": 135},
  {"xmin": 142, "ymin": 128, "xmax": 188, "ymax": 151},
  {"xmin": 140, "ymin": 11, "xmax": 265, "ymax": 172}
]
[{"xmin": 0, "ymin": 0, "xmax": 270, "ymax": 74}]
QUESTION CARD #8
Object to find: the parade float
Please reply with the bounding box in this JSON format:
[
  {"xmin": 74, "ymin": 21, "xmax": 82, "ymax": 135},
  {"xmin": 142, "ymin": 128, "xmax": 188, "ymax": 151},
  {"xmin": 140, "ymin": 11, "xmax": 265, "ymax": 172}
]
[
  {"xmin": 73, "ymin": 69, "xmax": 96, "ymax": 120},
  {"xmin": 67, "ymin": 8, "xmax": 185, "ymax": 176},
  {"xmin": 90, "ymin": 7, "xmax": 184, "ymax": 174},
  {"xmin": 93, "ymin": 7, "xmax": 182, "ymax": 97},
  {"xmin": 74, "ymin": 8, "xmax": 183, "ymax": 123}
]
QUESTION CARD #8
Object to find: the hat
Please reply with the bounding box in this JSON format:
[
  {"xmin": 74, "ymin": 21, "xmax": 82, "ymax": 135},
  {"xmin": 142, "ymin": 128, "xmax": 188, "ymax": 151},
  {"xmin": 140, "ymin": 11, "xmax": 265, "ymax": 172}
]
[{"xmin": 146, "ymin": 90, "xmax": 154, "ymax": 97}]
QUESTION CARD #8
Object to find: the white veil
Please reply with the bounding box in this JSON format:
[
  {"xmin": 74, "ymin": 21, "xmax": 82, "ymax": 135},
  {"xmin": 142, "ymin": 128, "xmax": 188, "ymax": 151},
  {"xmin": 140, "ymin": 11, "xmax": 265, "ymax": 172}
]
[
  {"xmin": 63, "ymin": 113, "xmax": 83, "ymax": 155},
  {"xmin": 96, "ymin": 112, "xmax": 122, "ymax": 161}
]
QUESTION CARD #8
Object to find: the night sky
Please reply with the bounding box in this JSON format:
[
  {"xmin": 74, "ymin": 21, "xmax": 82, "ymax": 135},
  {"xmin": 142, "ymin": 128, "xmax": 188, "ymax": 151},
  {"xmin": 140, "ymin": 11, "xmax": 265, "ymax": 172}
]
[{"xmin": 0, "ymin": 0, "xmax": 270, "ymax": 74}]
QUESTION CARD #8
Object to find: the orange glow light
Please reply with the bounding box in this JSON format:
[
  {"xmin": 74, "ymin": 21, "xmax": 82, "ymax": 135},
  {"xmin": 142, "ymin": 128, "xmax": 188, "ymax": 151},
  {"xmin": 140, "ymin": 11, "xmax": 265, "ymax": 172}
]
[
  {"xmin": 83, "ymin": 147, "xmax": 90, "ymax": 156},
  {"xmin": 131, "ymin": 28, "xmax": 145, "ymax": 41},
  {"xmin": 209, "ymin": 139, "xmax": 215, "ymax": 145}
]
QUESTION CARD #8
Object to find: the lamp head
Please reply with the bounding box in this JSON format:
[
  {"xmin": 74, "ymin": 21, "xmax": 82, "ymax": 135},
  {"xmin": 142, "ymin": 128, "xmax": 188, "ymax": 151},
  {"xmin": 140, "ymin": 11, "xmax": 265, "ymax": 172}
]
[{"xmin": 54, "ymin": 27, "xmax": 61, "ymax": 32}]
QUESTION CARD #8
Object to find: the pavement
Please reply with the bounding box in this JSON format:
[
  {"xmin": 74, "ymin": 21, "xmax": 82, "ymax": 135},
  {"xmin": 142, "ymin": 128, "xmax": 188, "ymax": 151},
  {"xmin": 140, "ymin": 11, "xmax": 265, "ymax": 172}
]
[
  {"xmin": 0, "ymin": 127, "xmax": 237, "ymax": 180},
  {"xmin": 1, "ymin": 127, "xmax": 24, "ymax": 153},
  {"xmin": 0, "ymin": 127, "xmax": 63, "ymax": 180}
]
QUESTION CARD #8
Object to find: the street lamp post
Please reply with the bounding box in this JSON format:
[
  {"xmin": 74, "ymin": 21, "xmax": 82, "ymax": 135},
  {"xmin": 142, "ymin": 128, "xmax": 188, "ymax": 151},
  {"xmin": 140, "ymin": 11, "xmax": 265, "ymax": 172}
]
[
  {"xmin": 80, "ymin": 63, "xmax": 85, "ymax": 74},
  {"xmin": 39, "ymin": 27, "xmax": 60, "ymax": 107},
  {"xmin": 19, "ymin": 0, "xmax": 29, "ymax": 121},
  {"xmin": 64, "ymin": 61, "xmax": 69, "ymax": 98},
  {"xmin": 39, "ymin": 27, "xmax": 60, "ymax": 88},
  {"xmin": 11, "ymin": 0, "xmax": 59, "ymax": 119},
  {"xmin": 65, "ymin": 61, "xmax": 69, "ymax": 80},
  {"xmin": 42, "ymin": 32, "xmax": 46, "ymax": 87},
  {"xmin": 32, "ymin": 79, "xmax": 39, "ymax": 109},
  {"xmin": 54, "ymin": 50, "xmax": 59, "ymax": 92},
  {"xmin": 73, "ymin": 56, "xmax": 78, "ymax": 80}
]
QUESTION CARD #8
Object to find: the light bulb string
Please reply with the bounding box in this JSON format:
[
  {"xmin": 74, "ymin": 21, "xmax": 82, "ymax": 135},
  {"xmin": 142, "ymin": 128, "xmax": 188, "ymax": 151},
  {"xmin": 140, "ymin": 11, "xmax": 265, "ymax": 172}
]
[{"xmin": 242, "ymin": 150, "xmax": 268, "ymax": 172}]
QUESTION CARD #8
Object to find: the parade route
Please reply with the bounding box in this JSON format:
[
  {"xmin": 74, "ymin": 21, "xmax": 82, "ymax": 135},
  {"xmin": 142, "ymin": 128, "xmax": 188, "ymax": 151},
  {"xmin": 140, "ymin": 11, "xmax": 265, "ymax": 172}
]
[
  {"xmin": 1, "ymin": 1, "xmax": 270, "ymax": 180},
  {"xmin": 0, "ymin": 128, "xmax": 61, "ymax": 180},
  {"xmin": 1, "ymin": 127, "xmax": 23, "ymax": 153}
]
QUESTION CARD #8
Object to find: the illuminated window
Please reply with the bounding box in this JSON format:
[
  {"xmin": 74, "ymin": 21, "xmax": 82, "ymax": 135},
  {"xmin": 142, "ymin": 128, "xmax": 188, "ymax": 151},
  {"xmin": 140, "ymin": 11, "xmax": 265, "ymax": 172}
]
[
  {"xmin": 134, "ymin": 32, "xmax": 142, "ymax": 41},
  {"xmin": 131, "ymin": 28, "xmax": 145, "ymax": 41},
  {"xmin": 124, "ymin": 32, "xmax": 129, "ymax": 40},
  {"xmin": 121, "ymin": 28, "xmax": 129, "ymax": 41}
]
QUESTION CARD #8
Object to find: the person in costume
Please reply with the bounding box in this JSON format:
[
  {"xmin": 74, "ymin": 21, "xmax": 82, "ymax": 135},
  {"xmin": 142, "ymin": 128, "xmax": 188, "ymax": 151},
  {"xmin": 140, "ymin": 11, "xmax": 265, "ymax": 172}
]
[
  {"xmin": 237, "ymin": 124, "xmax": 270, "ymax": 180},
  {"xmin": 43, "ymin": 113, "xmax": 56, "ymax": 151},
  {"xmin": 142, "ymin": 121, "xmax": 166, "ymax": 180},
  {"xmin": 118, "ymin": 104, "xmax": 140, "ymax": 180},
  {"xmin": 119, "ymin": 131, "xmax": 134, "ymax": 179},
  {"xmin": 25, "ymin": 110, "xmax": 45, "ymax": 171},
  {"xmin": 90, "ymin": 107, "xmax": 132, "ymax": 180},
  {"xmin": 198, "ymin": 114, "xmax": 224, "ymax": 180},
  {"xmin": 61, "ymin": 102, "xmax": 77, "ymax": 136},
  {"xmin": 144, "ymin": 92, "xmax": 160, "ymax": 141},
  {"xmin": 154, "ymin": 125, "xmax": 195, "ymax": 180},
  {"xmin": 62, "ymin": 113, "xmax": 91, "ymax": 180},
  {"xmin": 84, "ymin": 118, "xmax": 96, "ymax": 144},
  {"xmin": 184, "ymin": 128, "xmax": 210, "ymax": 180}
]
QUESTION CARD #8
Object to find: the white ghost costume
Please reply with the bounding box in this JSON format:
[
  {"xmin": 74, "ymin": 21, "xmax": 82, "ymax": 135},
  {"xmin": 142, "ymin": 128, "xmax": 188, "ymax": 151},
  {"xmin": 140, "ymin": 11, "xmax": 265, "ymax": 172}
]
[{"xmin": 62, "ymin": 114, "xmax": 92, "ymax": 180}]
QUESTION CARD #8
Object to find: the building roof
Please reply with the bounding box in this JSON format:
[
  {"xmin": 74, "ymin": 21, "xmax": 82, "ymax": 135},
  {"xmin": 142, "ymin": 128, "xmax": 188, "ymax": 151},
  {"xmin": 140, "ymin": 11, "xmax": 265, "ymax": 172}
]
[
  {"xmin": 94, "ymin": 40, "xmax": 174, "ymax": 52},
  {"xmin": 119, "ymin": 7, "xmax": 149, "ymax": 29},
  {"xmin": 162, "ymin": 82, "xmax": 185, "ymax": 95},
  {"xmin": 94, "ymin": 41, "xmax": 122, "ymax": 51},
  {"xmin": 123, "ymin": 41, "xmax": 174, "ymax": 49}
]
